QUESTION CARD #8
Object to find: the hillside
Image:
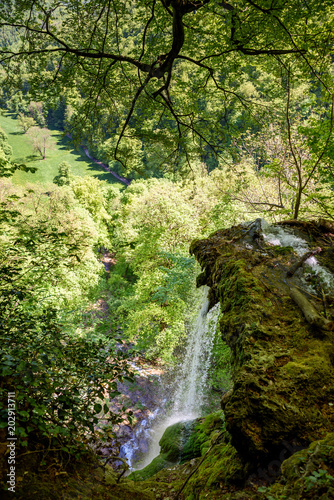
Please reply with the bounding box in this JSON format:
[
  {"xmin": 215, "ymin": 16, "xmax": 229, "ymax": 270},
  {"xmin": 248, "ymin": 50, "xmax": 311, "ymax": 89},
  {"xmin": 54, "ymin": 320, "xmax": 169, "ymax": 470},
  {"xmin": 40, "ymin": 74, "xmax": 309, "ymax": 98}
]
[{"xmin": 0, "ymin": 113, "xmax": 121, "ymax": 185}]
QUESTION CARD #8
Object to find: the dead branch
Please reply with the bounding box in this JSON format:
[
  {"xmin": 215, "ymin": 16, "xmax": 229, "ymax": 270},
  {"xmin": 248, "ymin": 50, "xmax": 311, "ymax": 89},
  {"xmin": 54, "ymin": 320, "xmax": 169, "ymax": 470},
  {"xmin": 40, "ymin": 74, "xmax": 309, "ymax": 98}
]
[
  {"xmin": 289, "ymin": 286, "xmax": 334, "ymax": 331},
  {"xmin": 103, "ymin": 456, "xmax": 129, "ymax": 483}
]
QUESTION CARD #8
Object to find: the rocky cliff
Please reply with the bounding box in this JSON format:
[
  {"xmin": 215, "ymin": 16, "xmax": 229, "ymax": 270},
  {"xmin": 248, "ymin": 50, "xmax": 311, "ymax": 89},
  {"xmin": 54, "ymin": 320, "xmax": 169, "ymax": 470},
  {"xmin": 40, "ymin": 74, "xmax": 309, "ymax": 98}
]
[{"xmin": 175, "ymin": 218, "xmax": 334, "ymax": 499}]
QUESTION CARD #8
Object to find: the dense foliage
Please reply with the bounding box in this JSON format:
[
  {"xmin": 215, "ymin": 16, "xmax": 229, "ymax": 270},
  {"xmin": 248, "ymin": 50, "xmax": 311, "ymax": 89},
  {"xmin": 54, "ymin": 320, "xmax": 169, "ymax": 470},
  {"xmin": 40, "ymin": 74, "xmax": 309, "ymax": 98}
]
[
  {"xmin": 106, "ymin": 169, "xmax": 248, "ymax": 359},
  {"xmin": 0, "ymin": 178, "xmax": 134, "ymax": 459}
]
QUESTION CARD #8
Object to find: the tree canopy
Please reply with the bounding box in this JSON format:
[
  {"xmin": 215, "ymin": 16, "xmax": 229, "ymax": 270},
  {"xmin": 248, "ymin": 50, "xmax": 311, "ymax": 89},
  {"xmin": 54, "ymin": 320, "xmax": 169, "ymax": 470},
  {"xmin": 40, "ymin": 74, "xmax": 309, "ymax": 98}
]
[{"xmin": 1, "ymin": 0, "xmax": 333, "ymax": 173}]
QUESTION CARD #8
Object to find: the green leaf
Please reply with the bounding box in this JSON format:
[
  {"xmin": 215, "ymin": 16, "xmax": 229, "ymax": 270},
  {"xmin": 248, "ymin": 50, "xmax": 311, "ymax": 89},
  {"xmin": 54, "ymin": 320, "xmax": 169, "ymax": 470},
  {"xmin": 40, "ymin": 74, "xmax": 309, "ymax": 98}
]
[{"xmin": 94, "ymin": 403, "xmax": 102, "ymax": 414}]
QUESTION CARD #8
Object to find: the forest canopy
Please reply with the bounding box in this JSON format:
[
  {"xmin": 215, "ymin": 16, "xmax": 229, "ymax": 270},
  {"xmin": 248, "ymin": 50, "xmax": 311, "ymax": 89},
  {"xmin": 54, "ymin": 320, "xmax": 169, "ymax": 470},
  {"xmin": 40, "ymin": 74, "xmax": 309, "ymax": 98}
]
[{"xmin": 1, "ymin": 0, "xmax": 334, "ymax": 176}]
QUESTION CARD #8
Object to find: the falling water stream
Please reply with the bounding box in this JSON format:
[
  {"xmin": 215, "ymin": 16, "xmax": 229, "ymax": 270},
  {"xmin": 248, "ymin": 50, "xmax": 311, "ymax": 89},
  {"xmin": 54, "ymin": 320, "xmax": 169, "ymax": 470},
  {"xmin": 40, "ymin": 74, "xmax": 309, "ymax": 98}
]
[{"xmin": 119, "ymin": 286, "xmax": 220, "ymax": 472}]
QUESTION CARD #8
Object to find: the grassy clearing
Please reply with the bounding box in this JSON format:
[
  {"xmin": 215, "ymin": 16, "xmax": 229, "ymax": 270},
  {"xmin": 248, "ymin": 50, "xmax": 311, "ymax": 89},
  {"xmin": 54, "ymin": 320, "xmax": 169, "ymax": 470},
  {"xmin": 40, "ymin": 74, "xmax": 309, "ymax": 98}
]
[{"xmin": 0, "ymin": 112, "xmax": 121, "ymax": 185}]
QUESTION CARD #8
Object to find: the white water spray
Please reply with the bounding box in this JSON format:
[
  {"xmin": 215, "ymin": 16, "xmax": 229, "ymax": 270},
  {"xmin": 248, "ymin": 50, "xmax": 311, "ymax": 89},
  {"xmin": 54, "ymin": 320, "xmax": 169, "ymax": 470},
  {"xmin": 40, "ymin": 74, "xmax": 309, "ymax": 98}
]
[
  {"xmin": 261, "ymin": 219, "xmax": 334, "ymax": 292},
  {"xmin": 172, "ymin": 289, "xmax": 220, "ymax": 420},
  {"xmin": 122, "ymin": 286, "xmax": 220, "ymax": 471}
]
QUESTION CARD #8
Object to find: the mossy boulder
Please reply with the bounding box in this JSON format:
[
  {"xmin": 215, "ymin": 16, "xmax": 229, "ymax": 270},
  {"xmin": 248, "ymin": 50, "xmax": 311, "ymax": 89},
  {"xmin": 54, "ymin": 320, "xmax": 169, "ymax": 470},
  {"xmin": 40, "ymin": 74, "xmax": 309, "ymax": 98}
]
[
  {"xmin": 184, "ymin": 437, "xmax": 246, "ymax": 494},
  {"xmin": 181, "ymin": 410, "xmax": 225, "ymax": 459},
  {"xmin": 160, "ymin": 420, "xmax": 198, "ymax": 462},
  {"xmin": 261, "ymin": 432, "xmax": 334, "ymax": 499},
  {"xmin": 129, "ymin": 412, "xmax": 226, "ymax": 482},
  {"xmin": 147, "ymin": 431, "xmax": 248, "ymax": 500},
  {"xmin": 129, "ymin": 419, "xmax": 200, "ymax": 481},
  {"xmin": 128, "ymin": 453, "xmax": 175, "ymax": 482},
  {"xmin": 191, "ymin": 221, "xmax": 334, "ymax": 466}
]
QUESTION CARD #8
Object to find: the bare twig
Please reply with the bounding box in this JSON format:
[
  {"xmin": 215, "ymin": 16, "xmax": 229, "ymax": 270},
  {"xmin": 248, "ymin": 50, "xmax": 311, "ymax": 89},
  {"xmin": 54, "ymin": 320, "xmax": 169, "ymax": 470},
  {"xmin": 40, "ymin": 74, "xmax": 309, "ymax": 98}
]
[{"xmin": 103, "ymin": 456, "xmax": 129, "ymax": 483}]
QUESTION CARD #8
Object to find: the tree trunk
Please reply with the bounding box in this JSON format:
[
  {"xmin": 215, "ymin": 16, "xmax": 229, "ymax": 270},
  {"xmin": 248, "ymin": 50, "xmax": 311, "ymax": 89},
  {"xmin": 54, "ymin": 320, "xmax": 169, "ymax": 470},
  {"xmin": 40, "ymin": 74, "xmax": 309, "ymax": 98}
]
[{"xmin": 293, "ymin": 189, "xmax": 302, "ymax": 220}]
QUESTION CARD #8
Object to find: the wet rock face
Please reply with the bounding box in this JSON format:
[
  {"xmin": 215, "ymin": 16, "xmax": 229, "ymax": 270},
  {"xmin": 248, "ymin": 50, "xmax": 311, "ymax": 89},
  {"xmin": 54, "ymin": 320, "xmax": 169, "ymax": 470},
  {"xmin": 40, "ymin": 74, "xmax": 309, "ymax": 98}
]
[
  {"xmin": 95, "ymin": 358, "xmax": 173, "ymax": 467},
  {"xmin": 190, "ymin": 219, "xmax": 334, "ymax": 465}
]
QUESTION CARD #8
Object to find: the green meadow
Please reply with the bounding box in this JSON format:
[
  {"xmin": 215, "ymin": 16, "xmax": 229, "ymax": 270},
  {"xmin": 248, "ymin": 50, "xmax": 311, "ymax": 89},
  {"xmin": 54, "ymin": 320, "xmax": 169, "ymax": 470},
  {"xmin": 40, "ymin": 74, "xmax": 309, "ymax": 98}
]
[{"xmin": 0, "ymin": 112, "xmax": 120, "ymax": 185}]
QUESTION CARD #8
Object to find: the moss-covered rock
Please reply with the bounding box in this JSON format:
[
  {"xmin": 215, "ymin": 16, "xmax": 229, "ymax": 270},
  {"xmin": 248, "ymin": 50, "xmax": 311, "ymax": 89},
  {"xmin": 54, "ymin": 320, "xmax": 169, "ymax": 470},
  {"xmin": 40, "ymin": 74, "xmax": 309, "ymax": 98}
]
[
  {"xmin": 146, "ymin": 430, "xmax": 250, "ymax": 500},
  {"xmin": 128, "ymin": 453, "xmax": 175, "ymax": 482},
  {"xmin": 129, "ymin": 412, "xmax": 226, "ymax": 482},
  {"xmin": 181, "ymin": 411, "xmax": 225, "ymax": 459},
  {"xmin": 160, "ymin": 420, "xmax": 198, "ymax": 462},
  {"xmin": 184, "ymin": 436, "xmax": 246, "ymax": 493},
  {"xmin": 129, "ymin": 419, "xmax": 201, "ymax": 481},
  {"xmin": 191, "ymin": 221, "xmax": 334, "ymax": 467}
]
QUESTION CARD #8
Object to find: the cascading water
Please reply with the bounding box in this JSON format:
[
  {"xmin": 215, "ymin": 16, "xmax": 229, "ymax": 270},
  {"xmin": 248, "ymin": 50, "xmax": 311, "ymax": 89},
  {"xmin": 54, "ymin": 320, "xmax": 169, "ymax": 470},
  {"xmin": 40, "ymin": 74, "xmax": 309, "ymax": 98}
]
[
  {"xmin": 120, "ymin": 286, "xmax": 220, "ymax": 472},
  {"xmin": 171, "ymin": 289, "xmax": 220, "ymax": 420}
]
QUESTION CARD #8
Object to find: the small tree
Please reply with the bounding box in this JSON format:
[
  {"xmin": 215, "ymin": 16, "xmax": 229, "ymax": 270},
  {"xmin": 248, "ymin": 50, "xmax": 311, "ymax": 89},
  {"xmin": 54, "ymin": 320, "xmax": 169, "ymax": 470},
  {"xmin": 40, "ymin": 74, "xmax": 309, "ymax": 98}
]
[
  {"xmin": 232, "ymin": 76, "xmax": 334, "ymax": 221},
  {"xmin": 27, "ymin": 126, "xmax": 54, "ymax": 159},
  {"xmin": 0, "ymin": 127, "xmax": 13, "ymax": 160},
  {"xmin": 53, "ymin": 160, "xmax": 73, "ymax": 186},
  {"xmin": 28, "ymin": 101, "xmax": 46, "ymax": 127},
  {"xmin": 17, "ymin": 112, "xmax": 36, "ymax": 133}
]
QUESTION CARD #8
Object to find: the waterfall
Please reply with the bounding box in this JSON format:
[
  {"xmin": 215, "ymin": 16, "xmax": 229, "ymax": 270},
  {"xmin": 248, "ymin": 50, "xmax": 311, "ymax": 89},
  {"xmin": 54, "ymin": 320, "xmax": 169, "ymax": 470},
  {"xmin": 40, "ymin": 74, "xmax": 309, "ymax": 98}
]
[
  {"xmin": 123, "ymin": 286, "xmax": 220, "ymax": 471},
  {"xmin": 171, "ymin": 287, "xmax": 220, "ymax": 420},
  {"xmin": 261, "ymin": 220, "xmax": 334, "ymax": 293}
]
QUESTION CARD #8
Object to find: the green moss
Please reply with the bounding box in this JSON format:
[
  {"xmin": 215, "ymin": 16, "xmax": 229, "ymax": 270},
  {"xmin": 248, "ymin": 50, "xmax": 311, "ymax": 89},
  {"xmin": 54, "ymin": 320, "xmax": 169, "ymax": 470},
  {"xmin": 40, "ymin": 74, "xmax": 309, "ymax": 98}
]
[
  {"xmin": 270, "ymin": 245, "xmax": 294, "ymax": 255},
  {"xmin": 214, "ymin": 258, "xmax": 266, "ymax": 373},
  {"xmin": 160, "ymin": 420, "xmax": 197, "ymax": 462},
  {"xmin": 128, "ymin": 454, "xmax": 175, "ymax": 481},
  {"xmin": 138, "ymin": 430, "xmax": 247, "ymax": 500},
  {"xmin": 282, "ymin": 355, "xmax": 332, "ymax": 384},
  {"xmin": 129, "ymin": 419, "xmax": 200, "ymax": 481},
  {"xmin": 182, "ymin": 411, "xmax": 225, "ymax": 460},
  {"xmin": 205, "ymin": 442, "xmax": 244, "ymax": 487},
  {"xmin": 129, "ymin": 413, "xmax": 226, "ymax": 483}
]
